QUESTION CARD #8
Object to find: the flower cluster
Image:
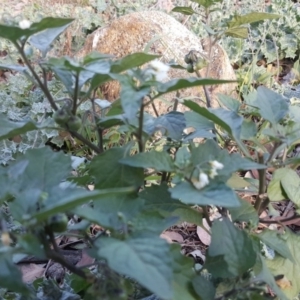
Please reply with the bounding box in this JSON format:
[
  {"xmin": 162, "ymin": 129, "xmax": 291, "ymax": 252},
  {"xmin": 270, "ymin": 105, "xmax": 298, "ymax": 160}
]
[
  {"xmin": 144, "ymin": 60, "xmax": 170, "ymax": 82},
  {"xmin": 192, "ymin": 160, "xmax": 224, "ymax": 190},
  {"xmin": 19, "ymin": 19, "xmax": 31, "ymax": 30},
  {"xmin": 209, "ymin": 160, "xmax": 224, "ymax": 179}
]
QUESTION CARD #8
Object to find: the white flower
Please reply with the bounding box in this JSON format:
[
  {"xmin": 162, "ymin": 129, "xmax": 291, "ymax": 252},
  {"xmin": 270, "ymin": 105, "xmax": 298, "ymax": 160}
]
[
  {"xmin": 147, "ymin": 60, "xmax": 170, "ymax": 81},
  {"xmin": 19, "ymin": 19, "xmax": 31, "ymax": 29},
  {"xmin": 209, "ymin": 168, "xmax": 218, "ymax": 179},
  {"xmin": 193, "ymin": 172, "xmax": 209, "ymax": 190},
  {"xmin": 210, "ymin": 160, "xmax": 224, "ymax": 170}
]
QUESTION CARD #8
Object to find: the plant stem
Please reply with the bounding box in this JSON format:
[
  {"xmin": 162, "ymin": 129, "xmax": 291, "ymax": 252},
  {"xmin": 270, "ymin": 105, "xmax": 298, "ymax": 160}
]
[
  {"xmin": 40, "ymin": 232, "xmax": 88, "ymax": 279},
  {"xmin": 194, "ymin": 65, "xmax": 212, "ymax": 108},
  {"xmin": 151, "ymin": 102, "xmax": 159, "ymax": 117},
  {"xmin": 72, "ymin": 73, "xmax": 79, "ymax": 115},
  {"xmin": 254, "ymin": 152, "xmax": 267, "ymax": 213},
  {"xmin": 91, "ymin": 97, "xmax": 104, "ymax": 153},
  {"xmin": 46, "ymin": 249, "xmax": 87, "ymax": 279},
  {"xmin": 14, "ymin": 42, "xmax": 58, "ymax": 111},
  {"xmin": 69, "ymin": 129, "xmax": 102, "ymax": 154},
  {"xmin": 203, "ymin": 206, "xmax": 212, "ymax": 227},
  {"xmin": 137, "ymin": 104, "xmax": 145, "ymax": 152}
]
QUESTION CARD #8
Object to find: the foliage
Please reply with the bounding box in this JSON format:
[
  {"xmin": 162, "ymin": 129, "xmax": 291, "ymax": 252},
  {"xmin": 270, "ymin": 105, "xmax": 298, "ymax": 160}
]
[{"xmin": 1, "ymin": 3, "xmax": 300, "ymax": 300}]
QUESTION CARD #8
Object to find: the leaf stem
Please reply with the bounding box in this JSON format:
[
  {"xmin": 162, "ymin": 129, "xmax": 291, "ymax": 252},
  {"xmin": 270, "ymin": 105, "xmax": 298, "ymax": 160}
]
[
  {"xmin": 69, "ymin": 129, "xmax": 102, "ymax": 154},
  {"xmin": 254, "ymin": 152, "xmax": 267, "ymax": 213},
  {"xmin": 41, "ymin": 231, "xmax": 88, "ymax": 279},
  {"xmin": 91, "ymin": 96, "xmax": 104, "ymax": 153},
  {"xmin": 195, "ymin": 69, "xmax": 211, "ymax": 108},
  {"xmin": 14, "ymin": 42, "xmax": 58, "ymax": 111},
  {"xmin": 72, "ymin": 73, "xmax": 80, "ymax": 115},
  {"xmin": 137, "ymin": 103, "xmax": 145, "ymax": 152}
]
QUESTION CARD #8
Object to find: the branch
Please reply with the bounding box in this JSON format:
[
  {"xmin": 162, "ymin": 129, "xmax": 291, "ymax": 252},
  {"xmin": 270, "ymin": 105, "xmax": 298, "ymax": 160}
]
[
  {"xmin": 69, "ymin": 129, "xmax": 102, "ymax": 154},
  {"xmin": 137, "ymin": 104, "xmax": 145, "ymax": 152},
  {"xmin": 14, "ymin": 42, "xmax": 58, "ymax": 111},
  {"xmin": 90, "ymin": 97, "xmax": 104, "ymax": 153}
]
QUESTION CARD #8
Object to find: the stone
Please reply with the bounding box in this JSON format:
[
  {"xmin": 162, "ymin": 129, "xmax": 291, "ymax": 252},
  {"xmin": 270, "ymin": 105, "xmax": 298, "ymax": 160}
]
[{"xmin": 77, "ymin": 10, "xmax": 237, "ymax": 112}]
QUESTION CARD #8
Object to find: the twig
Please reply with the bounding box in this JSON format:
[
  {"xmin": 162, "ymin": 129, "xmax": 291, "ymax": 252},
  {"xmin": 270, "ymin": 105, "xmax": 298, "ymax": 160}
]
[
  {"xmin": 254, "ymin": 152, "xmax": 267, "ymax": 213},
  {"xmin": 72, "ymin": 73, "xmax": 79, "ymax": 115},
  {"xmin": 40, "ymin": 232, "xmax": 88, "ymax": 279},
  {"xmin": 137, "ymin": 104, "xmax": 145, "ymax": 152},
  {"xmin": 90, "ymin": 96, "xmax": 104, "ymax": 153},
  {"xmin": 14, "ymin": 42, "xmax": 58, "ymax": 111},
  {"xmin": 69, "ymin": 129, "xmax": 102, "ymax": 154},
  {"xmin": 259, "ymin": 214, "xmax": 300, "ymax": 226},
  {"xmin": 202, "ymin": 206, "xmax": 212, "ymax": 227}
]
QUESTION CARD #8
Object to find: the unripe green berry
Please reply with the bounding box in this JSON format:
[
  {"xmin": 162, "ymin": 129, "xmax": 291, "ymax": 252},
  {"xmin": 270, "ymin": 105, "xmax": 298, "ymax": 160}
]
[
  {"xmin": 49, "ymin": 213, "xmax": 68, "ymax": 233},
  {"xmin": 186, "ymin": 63, "xmax": 194, "ymax": 73},
  {"xmin": 67, "ymin": 115, "xmax": 82, "ymax": 131},
  {"xmin": 53, "ymin": 108, "xmax": 70, "ymax": 126}
]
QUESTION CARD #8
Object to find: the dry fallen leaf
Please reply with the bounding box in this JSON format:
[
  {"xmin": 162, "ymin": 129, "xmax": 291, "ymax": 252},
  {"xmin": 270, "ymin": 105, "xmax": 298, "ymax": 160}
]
[
  {"xmin": 20, "ymin": 263, "xmax": 45, "ymax": 283},
  {"xmin": 160, "ymin": 231, "xmax": 184, "ymax": 244},
  {"xmin": 276, "ymin": 276, "xmax": 292, "ymax": 289},
  {"xmin": 197, "ymin": 219, "xmax": 211, "ymax": 246}
]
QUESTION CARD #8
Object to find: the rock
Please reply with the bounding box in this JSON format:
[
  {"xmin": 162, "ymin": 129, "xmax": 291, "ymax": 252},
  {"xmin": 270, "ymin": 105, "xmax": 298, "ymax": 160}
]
[{"xmin": 77, "ymin": 10, "xmax": 237, "ymax": 112}]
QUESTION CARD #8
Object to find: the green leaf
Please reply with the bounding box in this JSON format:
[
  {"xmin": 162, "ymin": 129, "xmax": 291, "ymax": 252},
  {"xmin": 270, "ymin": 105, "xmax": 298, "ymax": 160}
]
[
  {"xmin": 5, "ymin": 148, "xmax": 72, "ymax": 218},
  {"xmin": 154, "ymin": 111, "xmax": 186, "ymax": 140},
  {"xmin": 172, "ymin": 6, "xmax": 196, "ymax": 15},
  {"xmin": 280, "ymin": 168, "xmax": 300, "ymax": 207},
  {"xmin": 267, "ymin": 168, "xmax": 289, "ymax": 202},
  {"xmin": 174, "ymin": 146, "xmax": 191, "ymax": 169},
  {"xmin": 224, "ymin": 26, "xmax": 248, "ymax": 39},
  {"xmin": 192, "ymin": 275, "xmax": 216, "ymax": 300},
  {"xmin": 29, "ymin": 24, "xmax": 71, "ymax": 56},
  {"xmin": 170, "ymin": 244, "xmax": 198, "ymax": 300},
  {"xmin": 46, "ymin": 57, "xmax": 103, "ymax": 95},
  {"xmin": 18, "ymin": 234, "xmax": 46, "ymax": 259},
  {"xmin": 207, "ymin": 218, "xmax": 256, "ymax": 277},
  {"xmin": 169, "ymin": 181, "xmax": 240, "ymax": 207},
  {"xmin": 82, "ymin": 52, "xmax": 113, "ymax": 64},
  {"xmin": 266, "ymin": 230, "xmax": 300, "ymax": 299},
  {"xmin": 132, "ymin": 210, "xmax": 178, "ymax": 233},
  {"xmin": 254, "ymin": 86, "xmax": 289, "ymax": 125},
  {"xmin": 257, "ymin": 230, "xmax": 294, "ymax": 263},
  {"xmin": 190, "ymin": 0, "xmax": 222, "ymax": 9},
  {"xmin": 209, "ymin": 108, "xmax": 243, "ymax": 140},
  {"xmin": 18, "ymin": 147, "xmax": 71, "ymax": 189},
  {"xmin": 227, "ymin": 12, "xmax": 281, "ymax": 28},
  {"xmin": 0, "ymin": 254, "xmax": 28, "ymax": 293},
  {"xmin": 33, "ymin": 187, "xmax": 135, "ymax": 222},
  {"xmin": 184, "ymin": 111, "xmax": 214, "ymax": 131},
  {"xmin": 254, "ymin": 254, "xmax": 288, "ymax": 300},
  {"xmin": 227, "ymin": 173, "xmax": 250, "ymax": 189},
  {"xmin": 241, "ymin": 119, "xmax": 257, "ymax": 140},
  {"xmin": 184, "ymin": 101, "xmax": 242, "ymax": 140},
  {"xmin": 98, "ymin": 115, "xmax": 125, "ymax": 129},
  {"xmin": 190, "ymin": 140, "xmax": 265, "ymax": 182},
  {"xmin": 0, "ymin": 115, "xmax": 37, "ymax": 141},
  {"xmin": 217, "ymin": 94, "xmax": 241, "ymax": 112},
  {"xmin": 89, "ymin": 147, "xmax": 144, "ymax": 189},
  {"xmin": 0, "ymin": 17, "xmax": 73, "ymax": 43},
  {"xmin": 120, "ymin": 151, "xmax": 175, "ymax": 172},
  {"xmin": 119, "ymin": 76, "xmax": 151, "ymax": 120},
  {"xmin": 73, "ymin": 193, "xmax": 143, "ymax": 230},
  {"xmin": 110, "ymin": 53, "xmax": 160, "ymax": 73},
  {"xmin": 0, "ymin": 64, "xmax": 27, "ymax": 72},
  {"xmin": 204, "ymin": 254, "xmax": 231, "ymax": 278},
  {"xmin": 156, "ymin": 78, "xmax": 235, "ymax": 98},
  {"xmin": 229, "ymin": 197, "xmax": 258, "ymax": 225},
  {"xmin": 95, "ymin": 233, "xmax": 173, "ymax": 299},
  {"xmin": 140, "ymin": 184, "xmax": 203, "ymax": 225}
]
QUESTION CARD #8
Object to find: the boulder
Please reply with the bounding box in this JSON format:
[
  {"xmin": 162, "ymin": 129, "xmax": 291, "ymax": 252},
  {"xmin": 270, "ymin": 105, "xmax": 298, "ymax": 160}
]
[{"xmin": 77, "ymin": 10, "xmax": 237, "ymax": 111}]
